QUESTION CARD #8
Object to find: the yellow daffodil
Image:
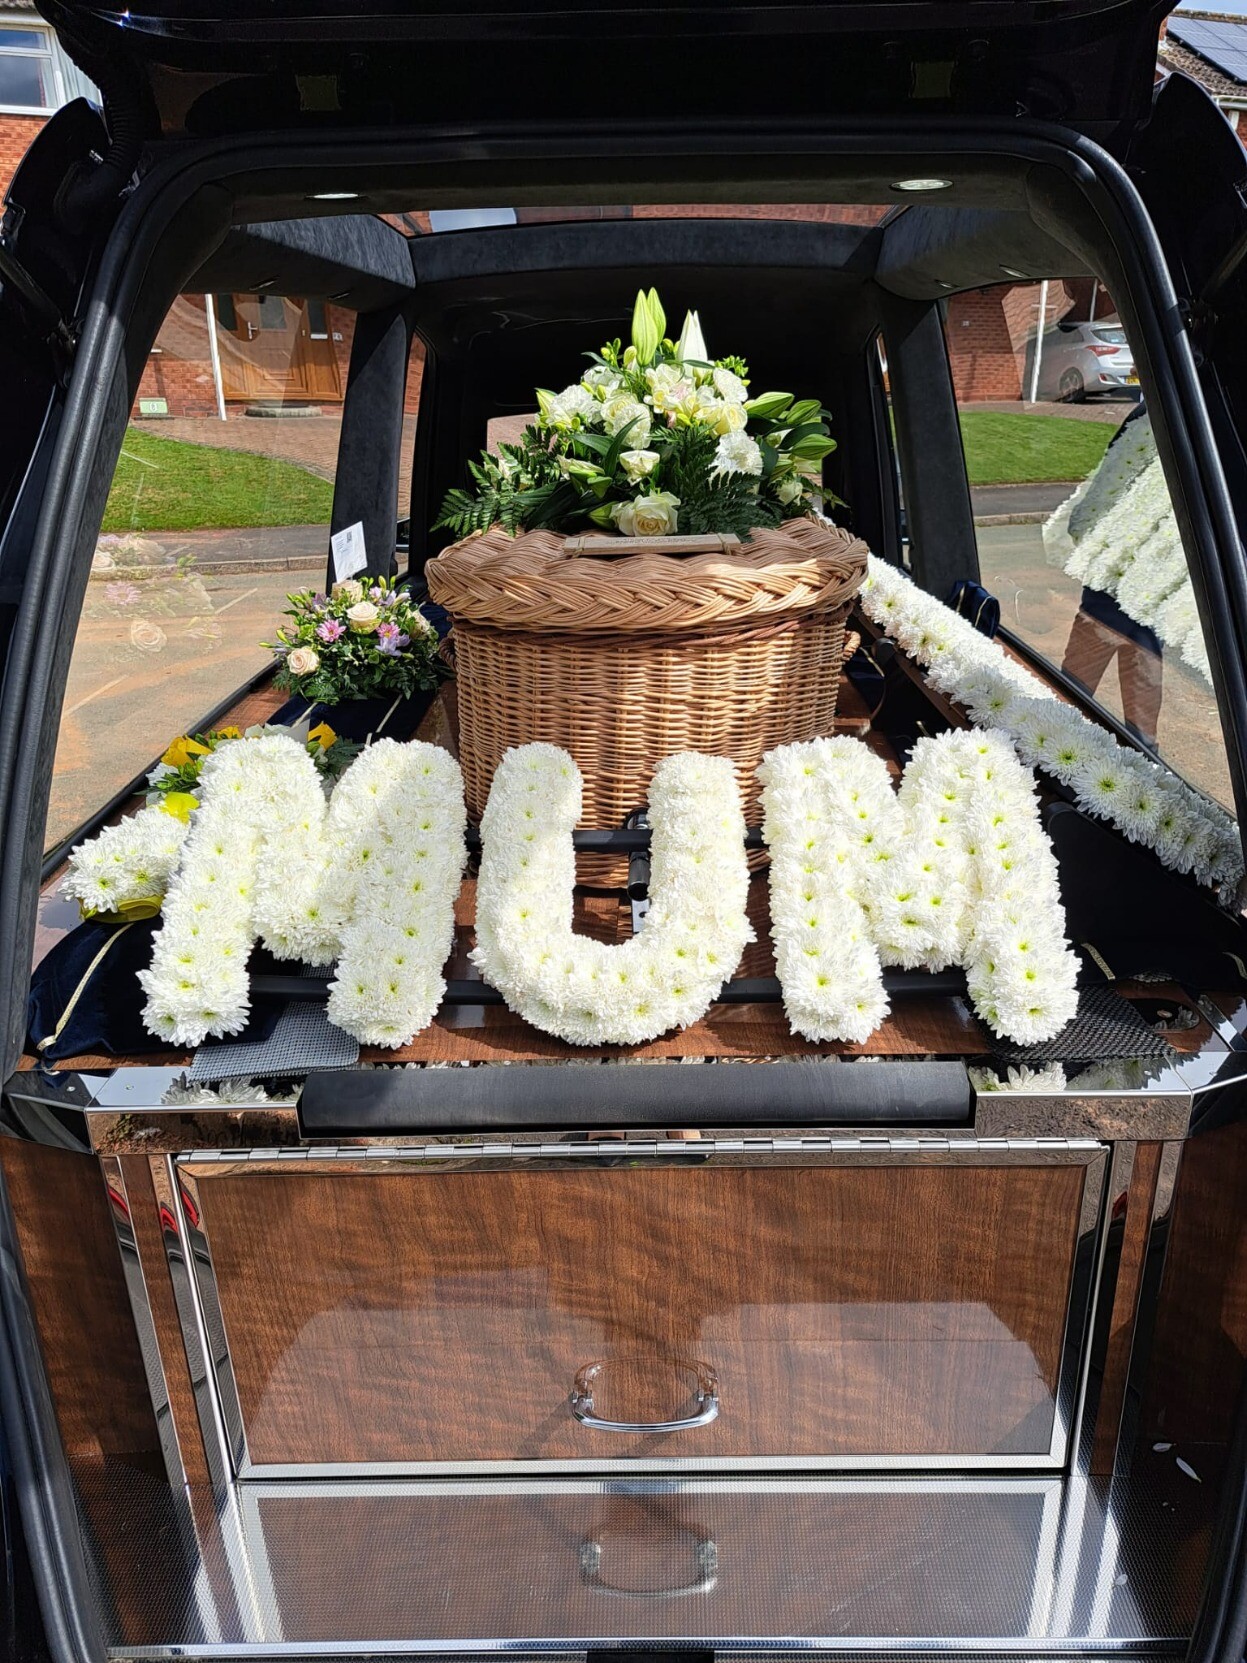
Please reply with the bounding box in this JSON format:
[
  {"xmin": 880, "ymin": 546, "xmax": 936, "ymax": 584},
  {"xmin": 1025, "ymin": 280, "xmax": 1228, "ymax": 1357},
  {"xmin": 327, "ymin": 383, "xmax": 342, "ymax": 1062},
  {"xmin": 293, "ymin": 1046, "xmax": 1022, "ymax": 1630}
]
[
  {"xmin": 159, "ymin": 792, "xmax": 199, "ymax": 823},
  {"xmin": 308, "ymin": 722, "xmax": 337, "ymax": 750},
  {"xmin": 216, "ymin": 726, "xmax": 241, "ymax": 740},
  {"xmin": 161, "ymin": 735, "xmax": 211, "ymax": 768}
]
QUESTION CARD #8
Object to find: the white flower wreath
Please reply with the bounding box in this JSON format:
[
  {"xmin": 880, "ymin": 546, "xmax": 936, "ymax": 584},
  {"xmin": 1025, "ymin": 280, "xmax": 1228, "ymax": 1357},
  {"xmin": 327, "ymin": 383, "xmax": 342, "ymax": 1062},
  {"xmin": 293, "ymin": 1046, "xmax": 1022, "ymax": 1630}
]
[
  {"xmin": 760, "ymin": 729, "xmax": 1080, "ymax": 1045},
  {"xmin": 859, "ymin": 555, "xmax": 1242, "ymax": 893},
  {"xmin": 472, "ymin": 743, "xmax": 753, "ymax": 1046},
  {"xmin": 139, "ymin": 732, "xmax": 466, "ymax": 1047}
]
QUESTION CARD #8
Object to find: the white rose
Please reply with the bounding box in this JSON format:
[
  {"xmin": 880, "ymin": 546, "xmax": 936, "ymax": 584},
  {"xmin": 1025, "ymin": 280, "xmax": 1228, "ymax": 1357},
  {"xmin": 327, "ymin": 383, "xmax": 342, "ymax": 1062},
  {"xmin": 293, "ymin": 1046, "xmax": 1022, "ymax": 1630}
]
[
  {"xmin": 712, "ymin": 366, "xmax": 750, "ymax": 404},
  {"xmin": 287, "ymin": 645, "xmax": 320, "ymax": 674},
  {"xmin": 776, "ymin": 475, "xmax": 805, "ymax": 505},
  {"xmin": 611, "ymin": 491, "xmax": 681, "ymax": 537},
  {"xmin": 331, "ymin": 579, "xmax": 364, "ymax": 604},
  {"xmin": 602, "ymin": 394, "xmax": 652, "ymax": 445},
  {"xmin": 346, "ymin": 601, "xmax": 380, "ymax": 633},
  {"xmin": 619, "ymin": 448, "xmax": 661, "ymax": 482},
  {"xmin": 712, "ymin": 400, "xmax": 748, "ymax": 436}
]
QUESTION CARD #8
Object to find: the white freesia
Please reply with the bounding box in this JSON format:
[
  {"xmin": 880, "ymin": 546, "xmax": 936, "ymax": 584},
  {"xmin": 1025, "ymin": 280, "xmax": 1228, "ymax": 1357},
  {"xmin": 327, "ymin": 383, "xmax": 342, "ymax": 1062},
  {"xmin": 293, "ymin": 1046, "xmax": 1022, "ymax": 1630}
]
[
  {"xmin": 473, "ymin": 744, "xmax": 753, "ymax": 1046},
  {"xmin": 1043, "ymin": 412, "xmax": 1211, "ymax": 684},
  {"xmin": 759, "ymin": 731, "xmax": 1080, "ymax": 1046},
  {"xmin": 612, "ymin": 492, "xmax": 681, "ymax": 537},
  {"xmin": 62, "ymin": 802, "xmax": 190, "ymax": 916},
  {"xmin": 859, "ymin": 554, "xmax": 1242, "ymax": 893},
  {"xmin": 619, "ymin": 448, "xmax": 661, "ymax": 483},
  {"xmin": 139, "ymin": 733, "xmax": 466, "ymax": 1047},
  {"xmin": 711, "ymin": 431, "xmax": 763, "ymax": 479},
  {"xmin": 582, "ymin": 365, "xmax": 622, "ymax": 395}
]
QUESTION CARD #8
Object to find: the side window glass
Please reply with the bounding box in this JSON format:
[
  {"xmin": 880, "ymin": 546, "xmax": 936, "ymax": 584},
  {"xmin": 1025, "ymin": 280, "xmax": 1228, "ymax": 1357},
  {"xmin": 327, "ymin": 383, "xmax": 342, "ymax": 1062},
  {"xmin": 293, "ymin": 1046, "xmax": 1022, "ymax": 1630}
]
[
  {"xmin": 46, "ymin": 292, "xmax": 344, "ymax": 854},
  {"xmin": 944, "ymin": 278, "xmax": 1233, "ymax": 812}
]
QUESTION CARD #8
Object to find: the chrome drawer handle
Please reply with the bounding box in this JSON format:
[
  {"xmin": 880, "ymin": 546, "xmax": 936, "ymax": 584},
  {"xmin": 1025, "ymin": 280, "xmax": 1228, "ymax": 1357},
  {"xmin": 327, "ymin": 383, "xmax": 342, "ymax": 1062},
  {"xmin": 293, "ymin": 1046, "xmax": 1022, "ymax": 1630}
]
[
  {"xmin": 578, "ymin": 1535, "xmax": 718, "ymax": 1598},
  {"xmin": 569, "ymin": 1360, "xmax": 719, "ymax": 1433}
]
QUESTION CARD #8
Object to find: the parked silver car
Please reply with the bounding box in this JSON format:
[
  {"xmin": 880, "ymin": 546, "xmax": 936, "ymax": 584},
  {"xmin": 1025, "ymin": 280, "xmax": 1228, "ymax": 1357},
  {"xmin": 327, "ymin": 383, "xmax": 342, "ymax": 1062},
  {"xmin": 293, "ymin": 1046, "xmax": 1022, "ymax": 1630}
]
[{"xmin": 1038, "ymin": 319, "xmax": 1139, "ymax": 401}]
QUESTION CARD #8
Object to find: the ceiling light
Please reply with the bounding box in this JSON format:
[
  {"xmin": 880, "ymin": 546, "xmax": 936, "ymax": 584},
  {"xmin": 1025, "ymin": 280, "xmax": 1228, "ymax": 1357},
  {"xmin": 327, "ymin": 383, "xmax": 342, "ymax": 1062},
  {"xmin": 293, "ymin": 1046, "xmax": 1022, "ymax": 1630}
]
[
  {"xmin": 890, "ymin": 177, "xmax": 953, "ymax": 193},
  {"xmin": 1001, "ymin": 266, "xmax": 1029, "ymax": 279},
  {"xmin": 309, "ymin": 191, "xmax": 360, "ymax": 201}
]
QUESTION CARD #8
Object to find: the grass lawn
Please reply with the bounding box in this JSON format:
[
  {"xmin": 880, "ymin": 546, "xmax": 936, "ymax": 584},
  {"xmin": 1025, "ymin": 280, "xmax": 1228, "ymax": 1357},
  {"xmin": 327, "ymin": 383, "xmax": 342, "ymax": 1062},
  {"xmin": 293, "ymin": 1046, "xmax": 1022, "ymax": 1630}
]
[
  {"xmin": 102, "ymin": 427, "xmax": 334, "ymax": 533},
  {"xmin": 959, "ymin": 409, "xmax": 1113, "ymax": 486}
]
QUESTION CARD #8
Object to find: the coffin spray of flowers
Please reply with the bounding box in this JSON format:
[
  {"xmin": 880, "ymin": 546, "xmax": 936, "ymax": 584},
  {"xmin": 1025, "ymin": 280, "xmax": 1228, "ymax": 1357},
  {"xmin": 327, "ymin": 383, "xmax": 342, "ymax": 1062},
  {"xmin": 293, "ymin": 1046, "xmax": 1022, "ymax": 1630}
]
[
  {"xmin": 264, "ymin": 575, "xmax": 443, "ymax": 704},
  {"xmin": 472, "ymin": 744, "xmax": 753, "ymax": 1046},
  {"xmin": 138, "ymin": 733, "xmax": 466, "ymax": 1047},
  {"xmin": 1043, "ymin": 411, "xmax": 1210, "ymax": 686},
  {"xmin": 433, "ymin": 288, "xmax": 839, "ymax": 541},
  {"xmin": 859, "ymin": 555, "xmax": 1242, "ymax": 892},
  {"xmin": 760, "ymin": 730, "xmax": 1080, "ymax": 1045}
]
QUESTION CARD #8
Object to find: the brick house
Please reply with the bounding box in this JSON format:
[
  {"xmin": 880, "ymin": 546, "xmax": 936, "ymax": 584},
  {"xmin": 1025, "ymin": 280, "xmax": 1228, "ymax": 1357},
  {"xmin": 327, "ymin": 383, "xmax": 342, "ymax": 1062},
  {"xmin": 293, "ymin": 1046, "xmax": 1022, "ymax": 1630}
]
[
  {"xmin": 0, "ymin": 9, "xmax": 1167, "ymax": 414},
  {"xmin": 1160, "ymin": 11, "xmax": 1247, "ymax": 137}
]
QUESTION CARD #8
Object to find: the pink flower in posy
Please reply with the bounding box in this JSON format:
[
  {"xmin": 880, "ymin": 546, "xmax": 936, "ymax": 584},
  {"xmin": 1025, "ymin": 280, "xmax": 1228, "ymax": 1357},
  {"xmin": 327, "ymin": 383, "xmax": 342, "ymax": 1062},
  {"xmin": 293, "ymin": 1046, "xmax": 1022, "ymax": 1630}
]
[{"xmin": 316, "ymin": 618, "xmax": 345, "ymax": 642}]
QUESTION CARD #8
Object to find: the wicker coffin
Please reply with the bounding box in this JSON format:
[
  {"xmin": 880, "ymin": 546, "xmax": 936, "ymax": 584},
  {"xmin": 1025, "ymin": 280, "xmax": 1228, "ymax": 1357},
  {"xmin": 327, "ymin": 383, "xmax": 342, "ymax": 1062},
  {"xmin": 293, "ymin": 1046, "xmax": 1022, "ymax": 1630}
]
[{"xmin": 427, "ymin": 518, "xmax": 868, "ymax": 868}]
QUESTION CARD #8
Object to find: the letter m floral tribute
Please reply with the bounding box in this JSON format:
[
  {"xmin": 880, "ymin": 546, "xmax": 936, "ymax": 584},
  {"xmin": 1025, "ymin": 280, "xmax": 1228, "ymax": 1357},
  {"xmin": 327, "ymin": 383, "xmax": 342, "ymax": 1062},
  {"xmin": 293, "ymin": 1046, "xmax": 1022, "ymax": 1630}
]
[{"xmin": 433, "ymin": 289, "xmax": 839, "ymax": 540}]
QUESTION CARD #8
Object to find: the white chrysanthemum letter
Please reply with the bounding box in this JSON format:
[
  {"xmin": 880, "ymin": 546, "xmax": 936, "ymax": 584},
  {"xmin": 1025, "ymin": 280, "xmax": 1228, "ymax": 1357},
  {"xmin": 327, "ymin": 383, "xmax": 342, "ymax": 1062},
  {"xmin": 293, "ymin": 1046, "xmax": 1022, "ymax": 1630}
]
[
  {"xmin": 140, "ymin": 733, "xmax": 466, "ymax": 1047},
  {"xmin": 760, "ymin": 730, "xmax": 1080, "ymax": 1045},
  {"xmin": 473, "ymin": 743, "xmax": 753, "ymax": 1046}
]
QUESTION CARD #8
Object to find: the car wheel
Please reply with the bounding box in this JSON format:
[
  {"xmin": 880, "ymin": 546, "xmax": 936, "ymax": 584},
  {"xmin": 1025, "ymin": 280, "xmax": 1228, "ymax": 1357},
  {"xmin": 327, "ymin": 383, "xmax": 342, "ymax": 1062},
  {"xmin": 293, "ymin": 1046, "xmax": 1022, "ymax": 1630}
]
[{"xmin": 1059, "ymin": 368, "xmax": 1086, "ymax": 403}]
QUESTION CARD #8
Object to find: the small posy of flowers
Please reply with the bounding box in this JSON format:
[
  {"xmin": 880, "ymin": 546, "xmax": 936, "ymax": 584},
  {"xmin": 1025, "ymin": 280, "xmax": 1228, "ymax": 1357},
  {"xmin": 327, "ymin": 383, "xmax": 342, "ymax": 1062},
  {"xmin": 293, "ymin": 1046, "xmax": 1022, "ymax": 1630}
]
[
  {"xmin": 264, "ymin": 575, "xmax": 442, "ymax": 704},
  {"xmin": 434, "ymin": 287, "xmax": 840, "ymax": 542},
  {"xmin": 148, "ymin": 723, "xmax": 359, "ymax": 819}
]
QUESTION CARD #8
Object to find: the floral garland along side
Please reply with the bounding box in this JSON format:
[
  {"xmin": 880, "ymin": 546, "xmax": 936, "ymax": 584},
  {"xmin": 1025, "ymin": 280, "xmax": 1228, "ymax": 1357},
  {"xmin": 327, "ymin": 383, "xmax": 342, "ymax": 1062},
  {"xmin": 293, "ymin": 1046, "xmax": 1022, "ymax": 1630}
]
[
  {"xmin": 139, "ymin": 732, "xmax": 466, "ymax": 1047},
  {"xmin": 759, "ymin": 730, "xmax": 1080, "ymax": 1045},
  {"xmin": 472, "ymin": 744, "xmax": 753, "ymax": 1046},
  {"xmin": 859, "ymin": 555, "xmax": 1242, "ymax": 894}
]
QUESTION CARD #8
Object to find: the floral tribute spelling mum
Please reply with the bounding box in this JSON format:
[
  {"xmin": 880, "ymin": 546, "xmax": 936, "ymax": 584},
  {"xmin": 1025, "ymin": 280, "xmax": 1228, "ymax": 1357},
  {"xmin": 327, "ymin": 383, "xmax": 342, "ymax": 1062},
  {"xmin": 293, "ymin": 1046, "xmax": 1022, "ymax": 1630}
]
[
  {"xmin": 434, "ymin": 289, "xmax": 838, "ymax": 540},
  {"xmin": 264, "ymin": 575, "xmax": 442, "ymax": 705}
]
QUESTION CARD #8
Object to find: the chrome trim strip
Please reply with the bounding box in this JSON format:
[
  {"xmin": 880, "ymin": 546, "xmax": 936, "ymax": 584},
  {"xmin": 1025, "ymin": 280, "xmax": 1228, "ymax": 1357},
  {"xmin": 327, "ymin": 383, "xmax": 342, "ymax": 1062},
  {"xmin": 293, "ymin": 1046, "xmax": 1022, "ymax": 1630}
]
[
  {"xmin": 105, "ymin": 1638, "xmax": 1184, "ymax": 1657},
  {"xmin": 150, "ymin": 1155, "xmax": 238, "ymax": 1494},
  {"xmin": 98, "ymin": 1155, "xmax": 185, "ymax": 1489}
]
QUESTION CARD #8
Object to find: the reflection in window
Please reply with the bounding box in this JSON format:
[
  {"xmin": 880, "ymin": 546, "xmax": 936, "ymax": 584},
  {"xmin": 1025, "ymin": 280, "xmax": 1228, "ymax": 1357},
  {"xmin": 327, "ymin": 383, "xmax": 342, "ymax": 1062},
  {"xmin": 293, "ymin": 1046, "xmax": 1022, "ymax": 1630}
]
[{"xmin": 943, "ymin": 279, "xmax": 1232, "ymax": 812}]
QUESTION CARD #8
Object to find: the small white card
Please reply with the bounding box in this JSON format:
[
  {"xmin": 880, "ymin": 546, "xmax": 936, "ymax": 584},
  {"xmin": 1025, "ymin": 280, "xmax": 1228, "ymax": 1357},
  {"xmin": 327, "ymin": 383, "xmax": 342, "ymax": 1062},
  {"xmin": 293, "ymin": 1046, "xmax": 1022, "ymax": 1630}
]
[{"xmin": 331, "ymin": 520, "xmax": 368, "ymax": 583}]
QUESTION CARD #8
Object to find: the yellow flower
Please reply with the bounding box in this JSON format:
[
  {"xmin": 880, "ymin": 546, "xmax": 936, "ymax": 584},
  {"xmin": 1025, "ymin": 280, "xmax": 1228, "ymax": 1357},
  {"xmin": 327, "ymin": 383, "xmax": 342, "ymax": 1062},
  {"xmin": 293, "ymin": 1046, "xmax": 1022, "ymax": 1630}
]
[
  {"xmin": 216, "ymin": 726, "xmax": 241, "ymax": 740},
  {"xmin": 159, "ymin": 792, "xmax": 199, "ymax": 823},
  {"xmin": 308, "ymin": 722, "xmax": 337, "ymax": 751},
  {"xmin": 161, "ymin": 735, "xmax": 211, "ymax": 768}
]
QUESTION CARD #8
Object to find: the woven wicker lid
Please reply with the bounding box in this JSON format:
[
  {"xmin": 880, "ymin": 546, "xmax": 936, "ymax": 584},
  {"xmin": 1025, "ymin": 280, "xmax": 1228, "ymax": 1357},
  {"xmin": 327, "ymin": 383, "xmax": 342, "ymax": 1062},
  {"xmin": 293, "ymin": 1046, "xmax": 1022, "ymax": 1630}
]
[{"xmin": 427, "ymin": 517, "xmax": 868, "ymax": 634}]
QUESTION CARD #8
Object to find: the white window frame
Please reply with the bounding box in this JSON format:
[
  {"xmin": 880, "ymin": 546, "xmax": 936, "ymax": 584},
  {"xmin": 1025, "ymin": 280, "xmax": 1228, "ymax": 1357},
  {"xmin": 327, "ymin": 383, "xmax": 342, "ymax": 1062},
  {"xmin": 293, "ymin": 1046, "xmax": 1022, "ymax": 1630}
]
[{"xmin": 0, "ymin": 18, "xmax": 67, "ymax": 117}]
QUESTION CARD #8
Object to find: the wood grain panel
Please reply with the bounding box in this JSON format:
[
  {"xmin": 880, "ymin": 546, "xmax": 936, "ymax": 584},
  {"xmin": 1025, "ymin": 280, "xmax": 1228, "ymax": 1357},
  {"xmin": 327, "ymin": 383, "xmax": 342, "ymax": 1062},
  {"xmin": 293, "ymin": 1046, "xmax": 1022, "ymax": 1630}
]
[
  {"xmin": 1143, "ymin": 1118, "xmax": 1247, "ymax": 1452},
  {"xmin": 197, "ymin": 1161, "xmax": 1085, "ymax": 1466},
  {"xmin": 0, "ymin": 1139, "xmax": 162, "ymax": 1468}
]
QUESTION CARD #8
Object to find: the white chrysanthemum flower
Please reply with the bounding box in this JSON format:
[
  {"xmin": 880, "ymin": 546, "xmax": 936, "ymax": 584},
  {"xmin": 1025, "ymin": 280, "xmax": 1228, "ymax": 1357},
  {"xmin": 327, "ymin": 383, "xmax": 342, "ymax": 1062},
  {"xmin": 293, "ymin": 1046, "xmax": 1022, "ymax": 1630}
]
[
  {"xmin": 62, "ymin": 803, "xmax": 189, "ymax": 915},
  {"xmin": 711, "ymin": 430, "xmax": 763, "ymax": 479}
]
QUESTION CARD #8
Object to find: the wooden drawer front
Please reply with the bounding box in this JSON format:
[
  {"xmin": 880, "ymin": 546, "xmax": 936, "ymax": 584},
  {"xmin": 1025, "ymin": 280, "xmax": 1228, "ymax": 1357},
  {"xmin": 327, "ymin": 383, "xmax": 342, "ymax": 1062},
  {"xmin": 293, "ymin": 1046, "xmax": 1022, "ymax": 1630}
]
[{"xmin": 184, "ymin": 1154, "xmax": 1097, "ymax": 1473}]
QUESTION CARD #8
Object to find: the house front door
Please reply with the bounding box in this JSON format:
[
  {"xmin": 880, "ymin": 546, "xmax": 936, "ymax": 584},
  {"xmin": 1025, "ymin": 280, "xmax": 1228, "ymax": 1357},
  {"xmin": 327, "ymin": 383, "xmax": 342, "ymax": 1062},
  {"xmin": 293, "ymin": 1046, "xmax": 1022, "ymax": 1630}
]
[{"xmin": 216, "ymin": 294, "xmax": 343, "ymax": 403}]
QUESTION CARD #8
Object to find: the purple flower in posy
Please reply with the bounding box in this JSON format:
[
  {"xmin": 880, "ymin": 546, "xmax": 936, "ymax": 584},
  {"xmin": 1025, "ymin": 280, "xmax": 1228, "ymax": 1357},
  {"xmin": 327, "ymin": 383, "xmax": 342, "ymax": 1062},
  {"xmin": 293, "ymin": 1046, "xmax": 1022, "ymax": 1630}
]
[
  {"xmin": 369, "ymin": 585, "xmax": 383, "ymax": 601},
  {"xmin": 311, "ymin": 592, "xmax": 328, "ymax": 611},
  {"xmin": 316, "ymin": 617, "xmax": 345, "ymax": 643},
  {"xmin": 376, "ymin": 622, "xmax": 410, "ymax": 656}
]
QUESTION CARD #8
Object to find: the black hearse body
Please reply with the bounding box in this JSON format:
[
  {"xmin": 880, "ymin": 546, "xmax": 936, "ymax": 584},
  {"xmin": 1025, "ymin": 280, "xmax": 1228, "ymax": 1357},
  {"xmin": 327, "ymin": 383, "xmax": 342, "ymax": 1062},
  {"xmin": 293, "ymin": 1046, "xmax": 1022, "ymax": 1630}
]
[{"xmin": 6, "ymin": 3, "xmax": 1247, "ymax": 1661}]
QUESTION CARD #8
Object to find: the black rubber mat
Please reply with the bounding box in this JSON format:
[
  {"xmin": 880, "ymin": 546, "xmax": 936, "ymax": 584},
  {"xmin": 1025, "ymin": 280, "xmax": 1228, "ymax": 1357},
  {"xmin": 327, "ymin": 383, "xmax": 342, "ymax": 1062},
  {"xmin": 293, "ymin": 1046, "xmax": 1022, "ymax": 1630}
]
[{"xmin": 992, "ymin": 980, "xmax": 1173, "ymax": 1065}]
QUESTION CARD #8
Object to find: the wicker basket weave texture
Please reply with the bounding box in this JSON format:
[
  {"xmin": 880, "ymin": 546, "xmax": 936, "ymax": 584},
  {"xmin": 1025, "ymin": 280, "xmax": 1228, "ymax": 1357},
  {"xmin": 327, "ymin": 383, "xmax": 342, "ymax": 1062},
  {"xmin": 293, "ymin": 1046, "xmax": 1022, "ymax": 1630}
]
[{"xmin": 428, "ymin": 519, "xmax": 868, "ymax": 851}]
